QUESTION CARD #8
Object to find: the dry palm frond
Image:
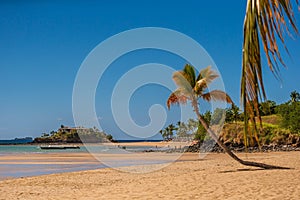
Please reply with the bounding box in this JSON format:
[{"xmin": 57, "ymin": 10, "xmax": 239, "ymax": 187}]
[
  {"xmin": 167, "ymin": 89, "xmax": 189, "ymax": 109},
  {"xmin": 202, "ymin": 90, "xmax": 233, "ymax": 104},
  {"xmin": 195, "ymin": 66, "xmax": 219, "ymax": 93},
  {"xmin": 172, "ymin": 71, "xmax": 193, "ymax": 94},
  {"xmin": 241, "ymin": 0, "xmax": 299, "ymax": 147},
  {"xmin": 196, "ymin": 66, "xmax": 219, "ymax": 85}
]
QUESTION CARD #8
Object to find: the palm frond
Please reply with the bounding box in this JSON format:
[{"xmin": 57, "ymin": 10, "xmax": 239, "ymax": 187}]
[
  {"xmin": 172, "ymin": 71, "xmax": 193, "ymax": 94},
  {"xmin": 196, "ymin": 66, "xmax": 219, "ymax": 86},
  {"xmin": 195, "ymin": 66, "xmax": 219, "ymax": 93},
  {"xmin": 241, "ymin": 0, "xmax": 299, "ymax": 147},
  {"xmin": 183, "ymin": 64, "xmax": 196, "ymax": 88},
  {"xmin": 201, "ymin": 90, "xmax": 233, "ymax": 104},
  {"xmin": 167, "ymin": 89, "xmax": 189, "ymax": 110}
]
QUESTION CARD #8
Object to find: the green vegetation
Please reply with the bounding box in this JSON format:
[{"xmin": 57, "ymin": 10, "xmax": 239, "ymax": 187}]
[
  {"xmin": 163, "ymin": 91, "xmax": 300, "ymax": 148},
  {"xmin": 240, "ymin": 0, "xmax": 298, "ymax": 151},
  {"xmin": 159, "ymin": 124, "xmax": 176, "ymax": 141},
  {"xmin": 106, "ymin": 134, "xmax": 115, "ymax": 142},
  {"xmin": 34, "ymin": 125, "xmax": 113, "ymax": 143},
  {"xmin": 221, "ymin": 121, "xmax": 300, "ymax": 148},
  {"xmin": 276, "ymin": 102, "xmax": 300, "ymax": 133},
  {"xmin": 225, "ymin": 104, "xmax": 242, "ymax": 123}
]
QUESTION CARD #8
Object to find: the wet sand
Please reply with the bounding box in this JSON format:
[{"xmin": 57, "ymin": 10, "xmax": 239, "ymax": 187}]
[
  {"xmin": 1, "ymin": 151, "xmax": 300, "ymax": 199},
  {"xmin": 0, "ymin": 141, "xmax": 187, "ymax": 180},
  {"xmin": 0, "ymin": 152, "xmax": 102, "ymax": 180}
]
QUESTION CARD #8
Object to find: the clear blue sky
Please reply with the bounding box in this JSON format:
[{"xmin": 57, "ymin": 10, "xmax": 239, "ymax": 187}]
[{"xmin": 0, "ymin": 1, "xmax": 299, "ymax": 139}]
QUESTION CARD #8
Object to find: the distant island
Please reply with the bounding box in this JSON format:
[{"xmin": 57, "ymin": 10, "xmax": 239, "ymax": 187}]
[{"xmin": 33, "ymin": 125, "xmax": 114, "ymax": 144}]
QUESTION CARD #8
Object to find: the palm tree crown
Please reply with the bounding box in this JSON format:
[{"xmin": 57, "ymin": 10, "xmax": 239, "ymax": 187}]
[
  {"xmin": 167, "ymin": 64, "xmax": 232, "ymax": 110},
  {"xmin": 290, "ymin": 90, "xmax": 300, "ymax": 103}
]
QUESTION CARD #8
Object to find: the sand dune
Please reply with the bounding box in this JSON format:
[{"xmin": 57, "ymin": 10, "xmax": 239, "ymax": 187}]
[{"xmin": 1, "ymin": 152, "xmax": 300, "ymax": 199}]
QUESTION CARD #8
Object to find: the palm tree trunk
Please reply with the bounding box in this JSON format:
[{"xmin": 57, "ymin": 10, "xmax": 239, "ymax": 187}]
[{"xmin": 191, "ymin": 99, "xmax": 289, "ymax": 169}]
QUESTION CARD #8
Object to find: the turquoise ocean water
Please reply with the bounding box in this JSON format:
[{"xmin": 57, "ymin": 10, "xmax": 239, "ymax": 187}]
[
  {"xmin": 0, "ymin": 144, "xmax": 158, "ymax": 154},
  {"xmin": 0, "ymin": 145, "xmax": 87, "ymax": 154},
  {"xmin": 0, "ymin": 145, "xmax": 163, "ymax": 180}
]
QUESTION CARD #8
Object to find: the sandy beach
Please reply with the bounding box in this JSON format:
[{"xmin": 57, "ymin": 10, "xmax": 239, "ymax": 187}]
[{"xmin": 1, "ymin": 151, "xmax": 300, "ymax": 199}]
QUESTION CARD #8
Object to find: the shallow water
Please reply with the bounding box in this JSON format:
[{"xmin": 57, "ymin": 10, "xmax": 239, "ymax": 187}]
[
  {"xmin": 0, "ymin": 151, "xmax": 103, "ymax": 180},
  {"xmin": 0, "ymin": 163, "xmax": 104, "ymax": 180},
  {"xmin": 0, "ymin": 145, "xmax": 87, "ymax": 154},
  {"xmin": 0, "ymin": 144, "xmax": 158, "ymax": 154},
  {"xmin": 0, "ymin": 145, "xmax": 166, "ymax": 180}
]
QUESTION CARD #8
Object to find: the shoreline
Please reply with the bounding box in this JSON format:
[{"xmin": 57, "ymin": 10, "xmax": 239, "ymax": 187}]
[
  {"xmin": 2, "ymin": 140, "xmax": 300, "ymax": 152},
  {"xmin": 0, "ymin": 141, "xmax": 171, "ymax": 147},
  {"xmin": 0, "ymin": 151, "xmax": 299, "ymax": 199},
  {"xmin": 1, "ymin": 142, "xmax": 300, "ymax": 183},
  {"xmin": 0, "ymin": 151, "xmax": 101, "ymax": 181},
  {"xmin": 0, "ymin": 151, "xmax": 297, "ymax": 178}
]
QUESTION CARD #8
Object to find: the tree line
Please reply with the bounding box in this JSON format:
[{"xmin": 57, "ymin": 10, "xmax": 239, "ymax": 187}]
[{"xmin": 160, "ymin": 90, "xmax": 300, "ymax": 141}]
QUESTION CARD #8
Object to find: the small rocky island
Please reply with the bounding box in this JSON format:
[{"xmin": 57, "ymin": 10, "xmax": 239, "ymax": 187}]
[{"xmin": 33, "ymin": 125, "xmax": 114, "ymax": 144}]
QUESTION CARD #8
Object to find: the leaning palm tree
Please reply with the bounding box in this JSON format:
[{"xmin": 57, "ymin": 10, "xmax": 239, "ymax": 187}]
[{"xmin": 168, "ymin": 64, "xmax": 288, "ymax": 169}]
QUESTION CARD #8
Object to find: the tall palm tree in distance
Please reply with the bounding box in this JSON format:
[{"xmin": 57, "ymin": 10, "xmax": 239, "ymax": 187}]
[
  {"xmin": 231, "ymin": 104, "xmax": 241, "ymax": 123},
  {"xmin": 290, "ymin": 90, "xmax": 300, "ymax": 103}
]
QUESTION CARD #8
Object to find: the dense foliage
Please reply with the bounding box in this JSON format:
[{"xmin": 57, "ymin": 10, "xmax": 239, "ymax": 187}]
[
  {"xmin": 276, "ymin": 102, "xmax": 300, "ymax": 133},
  {"xmin": 162, "ymin": 91, "xmax": 300, "ymax": 147}
]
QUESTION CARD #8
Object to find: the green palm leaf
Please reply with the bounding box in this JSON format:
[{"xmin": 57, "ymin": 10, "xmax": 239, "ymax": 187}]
[
  {"xmin": 183, "ymin": 64, "xmax": 196, "ymax": 88},
  {"xmin": 241, "ymin": 0, "xmax": 299, "ymax": 147}
]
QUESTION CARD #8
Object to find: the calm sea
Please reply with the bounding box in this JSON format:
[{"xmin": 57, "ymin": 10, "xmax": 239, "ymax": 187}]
[
  {"xmin": 0, "ymin": 144, "xmax": 159, "ymax": 154},
  {"xmin": 0, "ymin": 144, "xmax": 162, "ymax": 180},
  {"xmin": 0, "ymin": 145, "xmax": 87, "ymax": 154}
]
